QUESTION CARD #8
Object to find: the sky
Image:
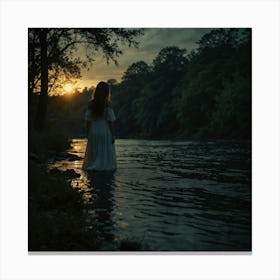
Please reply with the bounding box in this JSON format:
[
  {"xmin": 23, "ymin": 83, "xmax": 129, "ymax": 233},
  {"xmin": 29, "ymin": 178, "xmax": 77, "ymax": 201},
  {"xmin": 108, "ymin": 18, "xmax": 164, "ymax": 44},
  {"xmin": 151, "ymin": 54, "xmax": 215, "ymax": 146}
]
[{"xmin": 75, "ymin": 28, "xmax": 213, "ymax": 90}]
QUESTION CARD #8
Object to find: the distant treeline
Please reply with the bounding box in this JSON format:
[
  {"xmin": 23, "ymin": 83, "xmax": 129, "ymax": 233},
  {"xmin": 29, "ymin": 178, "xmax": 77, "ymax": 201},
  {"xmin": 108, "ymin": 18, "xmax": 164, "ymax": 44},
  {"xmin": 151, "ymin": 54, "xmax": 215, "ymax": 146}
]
[
  {"xmin": 29, "ymin": 87, "xmax": 92, "ymax": 134},
  {"xmin": 30, "ymin": 28, "xmax": 251, "ymax": 141},
  {"xmin": 111, "ymin": 28, "xmax": 251, "ymax": 140}
]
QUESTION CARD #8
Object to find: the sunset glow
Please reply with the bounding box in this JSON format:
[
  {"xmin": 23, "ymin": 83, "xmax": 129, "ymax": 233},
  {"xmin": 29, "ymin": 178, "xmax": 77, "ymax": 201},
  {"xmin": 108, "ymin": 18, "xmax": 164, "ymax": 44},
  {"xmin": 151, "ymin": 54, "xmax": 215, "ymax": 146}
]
[{"xmin": 64, "ymin": 83, "xmax": 73, "ymax": 93}]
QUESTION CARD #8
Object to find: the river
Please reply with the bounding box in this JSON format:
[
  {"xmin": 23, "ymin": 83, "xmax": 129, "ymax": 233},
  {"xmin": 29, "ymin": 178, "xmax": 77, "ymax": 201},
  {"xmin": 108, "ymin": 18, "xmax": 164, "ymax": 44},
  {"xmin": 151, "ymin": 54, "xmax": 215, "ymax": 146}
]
[{"xmin": 49, "ymin": 138, "xmax": 251, "ymax": 251}]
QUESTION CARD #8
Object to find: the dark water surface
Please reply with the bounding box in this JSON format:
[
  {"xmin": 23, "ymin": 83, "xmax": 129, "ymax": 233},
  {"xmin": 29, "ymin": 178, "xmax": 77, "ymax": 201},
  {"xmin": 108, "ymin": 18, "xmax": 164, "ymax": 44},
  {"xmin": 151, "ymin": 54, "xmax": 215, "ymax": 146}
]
[{"xmin": 49, "ymin": 139, "xmax": 251, "ymax": 251}]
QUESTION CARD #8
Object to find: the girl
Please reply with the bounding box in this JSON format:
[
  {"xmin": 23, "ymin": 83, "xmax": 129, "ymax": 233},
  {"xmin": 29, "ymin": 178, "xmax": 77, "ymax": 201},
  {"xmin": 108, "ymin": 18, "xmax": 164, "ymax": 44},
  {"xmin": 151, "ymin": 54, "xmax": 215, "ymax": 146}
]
[{"xmin": 82, "ymin": 81, "xmax": 117, "ymax": 171}]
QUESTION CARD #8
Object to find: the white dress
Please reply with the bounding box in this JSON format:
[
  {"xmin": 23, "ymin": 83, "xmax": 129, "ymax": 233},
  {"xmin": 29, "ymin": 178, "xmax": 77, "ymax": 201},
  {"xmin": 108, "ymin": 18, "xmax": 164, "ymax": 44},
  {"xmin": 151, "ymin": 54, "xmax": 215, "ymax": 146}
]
[{"xmin": 82, "ymin": 107, "xmax": 117, "ymax": 171}]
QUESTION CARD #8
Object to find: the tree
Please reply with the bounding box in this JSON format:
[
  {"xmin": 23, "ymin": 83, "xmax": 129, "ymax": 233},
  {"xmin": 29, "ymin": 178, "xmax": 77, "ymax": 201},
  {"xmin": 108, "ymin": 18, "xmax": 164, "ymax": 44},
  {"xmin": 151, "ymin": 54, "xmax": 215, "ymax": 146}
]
[
  {"xmin": 176, "ymin": 28, "xmax": 251, "ymax": 138},
  {"xmin": 153, "ymin": 46, "xmax": 188, "ymax": 73},
  {"xmin": 107, "ymin": 29, "xmax": 251, "ymax": 140},
  {"xmin": 122, "ymin": 61, "xmax": 152, "ymax": 82},
  {"xmin": 147, "ymin": 47, "xmax": 188, "ymax": 136},
  {"xmin": 34, "ymin": 29, "xmax": 48, "ymax": 131},
  {"xmin": 107, "ymin": 79, "xmax": 118, "ymax": 86},
  {"xmin": 197, "ymin": 28, "xmax": 240, "ymax": 51},
  {"xmin": 28, "ymin": 29, "xmax": 81, "ymax": 97},
  {"xmin": 29, "ymin": 28, "xmax": 144, "ymax": 130},
  {"xmin": 211, "ymin": 74, "xmax": 251, "ymax": 138},
  {"xmin": 111, "ymin": 61, "xmax": 152, "ymax": 137}
]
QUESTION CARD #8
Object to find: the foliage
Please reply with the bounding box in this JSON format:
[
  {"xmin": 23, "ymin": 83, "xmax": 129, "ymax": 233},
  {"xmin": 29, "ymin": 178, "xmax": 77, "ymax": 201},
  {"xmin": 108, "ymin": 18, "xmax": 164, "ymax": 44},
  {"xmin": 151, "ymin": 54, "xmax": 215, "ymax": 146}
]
[
  {"xmin": 112, "ymin": 46, "xmax": 189, "ymax": 138},
  {"xmin": 29, "ymin": 28, "xmax": 144, "ymax": 130},
  {"xmin": 211, "ymin": 74, "xmax": 251, "ymax": 138},
  {"xmin": 111, "ymin": 28, "xmax": 251, "ymax": 140},
  {"xmin": 28, "ymin": 28, "xmax": 144, "ymax": 95},
  {"xmin": 111, "ymin": 61, "xmax": 152, "ymax": 137},
  {"xmin": 29, "ymin": 88, "xmax": 93, "ymax": 161},
  {"xmin": 29, "ymin": 28, "xmax": 251, "ymax": 141},
  {"xmin": 48, "ymin": 89, "xmax": 92, "ymax": 136},
  {"xmin": 28, "ymin": 125, "xmax": 70, "ymax": 160}
]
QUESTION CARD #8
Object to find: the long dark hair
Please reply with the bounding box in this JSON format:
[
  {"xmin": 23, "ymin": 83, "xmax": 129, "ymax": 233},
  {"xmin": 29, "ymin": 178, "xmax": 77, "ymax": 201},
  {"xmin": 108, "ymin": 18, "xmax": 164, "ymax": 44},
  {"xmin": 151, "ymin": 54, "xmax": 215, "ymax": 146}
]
[{"xmin": 89, "ymin": 81, "xmax": 110, "ymax": 116}]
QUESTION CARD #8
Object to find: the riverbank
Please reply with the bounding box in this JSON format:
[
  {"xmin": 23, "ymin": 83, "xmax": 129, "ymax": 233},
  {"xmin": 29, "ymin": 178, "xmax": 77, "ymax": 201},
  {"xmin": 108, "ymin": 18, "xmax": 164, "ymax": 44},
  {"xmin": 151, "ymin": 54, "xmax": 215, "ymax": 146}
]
[
  {"xmin": 28, "ymin": 160, "xmax": 101, "ymax": 251},
  {"xmin": 29, "ymin": 160, "xmax": 145, "ymax": 251},
  {"xmin": 29, "ymin": 130, "xmax": 251, "ymax": 250},
  {"xmin": 28, "ymin": 124, "xmax": 101, "ymax": 250},
  {"xmin": 28, "ymin": 128, "xmax": 145, "ymax": 251},
  {"xmin": 45, "ymin": 138, "xmax": 251, "ymax": 251}
]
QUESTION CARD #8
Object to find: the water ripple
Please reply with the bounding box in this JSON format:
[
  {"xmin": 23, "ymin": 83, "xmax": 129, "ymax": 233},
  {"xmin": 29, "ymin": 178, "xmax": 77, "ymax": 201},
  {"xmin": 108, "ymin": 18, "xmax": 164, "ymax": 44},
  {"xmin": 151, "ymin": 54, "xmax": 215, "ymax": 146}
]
[{"xmin": 49, "ymin": 138, "xmax": 251, "ymax": 251}]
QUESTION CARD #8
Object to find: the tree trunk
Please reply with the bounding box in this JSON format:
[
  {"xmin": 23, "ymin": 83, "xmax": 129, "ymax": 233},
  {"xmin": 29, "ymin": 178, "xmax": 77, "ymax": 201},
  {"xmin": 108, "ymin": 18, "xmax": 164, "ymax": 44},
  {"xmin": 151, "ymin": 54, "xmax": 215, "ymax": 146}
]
[{"xmin": 34, "ymin": 29, "xmax": 48, "ymax": 131}]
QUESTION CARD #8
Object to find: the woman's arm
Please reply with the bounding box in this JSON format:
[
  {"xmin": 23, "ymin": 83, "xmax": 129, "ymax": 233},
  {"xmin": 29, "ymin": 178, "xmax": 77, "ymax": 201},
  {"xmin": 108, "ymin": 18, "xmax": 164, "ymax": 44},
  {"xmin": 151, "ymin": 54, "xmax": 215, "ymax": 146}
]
[{"xmin": 107, "ymin": 121, "xmax": 115, "ymax": 144}]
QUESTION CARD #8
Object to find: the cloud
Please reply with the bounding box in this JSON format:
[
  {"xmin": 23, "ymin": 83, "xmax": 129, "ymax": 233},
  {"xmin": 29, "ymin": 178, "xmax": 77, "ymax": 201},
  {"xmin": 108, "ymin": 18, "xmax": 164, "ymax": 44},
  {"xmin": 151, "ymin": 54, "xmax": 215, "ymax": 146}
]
[{"xmin": 80, "ymin": 28, "xmax": 214, "ymax": 87}]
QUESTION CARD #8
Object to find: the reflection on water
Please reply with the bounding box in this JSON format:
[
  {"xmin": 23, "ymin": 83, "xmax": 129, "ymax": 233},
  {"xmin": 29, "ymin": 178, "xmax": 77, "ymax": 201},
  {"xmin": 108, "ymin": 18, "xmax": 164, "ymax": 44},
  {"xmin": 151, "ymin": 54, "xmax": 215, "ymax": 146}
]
[
  {"xmin": 49, "ymin": 138, "xmax": 251, "ymax": 251},
  {"xmin": 83, "ymin": 171, "xmax": 115, "ymax": 249}
]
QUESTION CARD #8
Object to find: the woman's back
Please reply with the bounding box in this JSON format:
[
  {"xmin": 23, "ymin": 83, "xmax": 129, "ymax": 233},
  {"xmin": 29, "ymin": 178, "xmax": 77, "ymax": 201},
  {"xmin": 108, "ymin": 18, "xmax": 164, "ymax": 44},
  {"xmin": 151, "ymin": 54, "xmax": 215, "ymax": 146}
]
[
  {"xmin": 83, "ymin": 81, "xmax": 117, "ymax": 171},
  {"xmin": 83, "ymin": 105, "xmax": 117, "ymax": 171},
  {"xmin": 85, "ymin": 105, "xmax": 116, "ymax": 122}
]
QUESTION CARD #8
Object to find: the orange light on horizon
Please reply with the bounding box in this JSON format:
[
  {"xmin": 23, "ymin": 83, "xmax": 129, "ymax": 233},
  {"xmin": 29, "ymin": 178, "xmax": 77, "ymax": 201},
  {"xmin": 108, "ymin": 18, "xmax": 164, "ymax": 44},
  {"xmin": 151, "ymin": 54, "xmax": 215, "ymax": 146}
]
[{"xmin": 64, "ymin": 83, "xmax": 73, "ymax": 93}]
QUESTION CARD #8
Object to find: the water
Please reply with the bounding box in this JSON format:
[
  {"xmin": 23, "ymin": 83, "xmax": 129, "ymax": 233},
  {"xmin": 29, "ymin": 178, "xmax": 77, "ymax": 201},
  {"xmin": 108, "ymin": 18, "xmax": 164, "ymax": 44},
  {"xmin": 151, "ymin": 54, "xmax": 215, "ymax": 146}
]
[{"xmin": 49, "ymin": 138, "xmax": 251, "ymax": 251}]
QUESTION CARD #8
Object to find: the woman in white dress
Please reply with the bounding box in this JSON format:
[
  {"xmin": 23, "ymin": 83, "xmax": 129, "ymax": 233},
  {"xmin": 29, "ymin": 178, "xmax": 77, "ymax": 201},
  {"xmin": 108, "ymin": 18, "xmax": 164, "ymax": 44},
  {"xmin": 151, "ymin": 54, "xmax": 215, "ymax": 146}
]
[{"xmin": 82, "ymin": 81, "xmax": 117, "ymax": 171}]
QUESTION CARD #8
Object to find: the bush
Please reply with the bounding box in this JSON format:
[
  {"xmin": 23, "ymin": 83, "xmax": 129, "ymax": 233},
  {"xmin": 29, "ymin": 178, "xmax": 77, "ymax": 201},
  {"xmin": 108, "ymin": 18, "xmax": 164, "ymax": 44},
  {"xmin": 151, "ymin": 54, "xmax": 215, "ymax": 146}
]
[{"xmin": 29, "ymin": 126, "xmax": 70, "ymax": 160}]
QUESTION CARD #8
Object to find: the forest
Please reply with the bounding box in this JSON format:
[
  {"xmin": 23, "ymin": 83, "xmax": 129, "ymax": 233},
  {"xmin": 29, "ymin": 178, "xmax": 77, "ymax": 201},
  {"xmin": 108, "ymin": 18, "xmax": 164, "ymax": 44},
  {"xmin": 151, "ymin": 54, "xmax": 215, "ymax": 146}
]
[
  {"xmin": 111, "ymin": 28, "xmax": 251, "ymax": 140},
  {"xmin": 29, "ymin": 28, "xmax": 251, "ymax": 142}
]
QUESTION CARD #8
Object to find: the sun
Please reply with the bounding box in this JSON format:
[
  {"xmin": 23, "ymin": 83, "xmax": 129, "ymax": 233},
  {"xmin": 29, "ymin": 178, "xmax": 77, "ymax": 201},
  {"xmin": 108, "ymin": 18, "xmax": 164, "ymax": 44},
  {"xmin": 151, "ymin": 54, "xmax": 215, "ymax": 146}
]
[{"xmin": 64, "ymin": 83, "xmax": 73, "ymax": 93}]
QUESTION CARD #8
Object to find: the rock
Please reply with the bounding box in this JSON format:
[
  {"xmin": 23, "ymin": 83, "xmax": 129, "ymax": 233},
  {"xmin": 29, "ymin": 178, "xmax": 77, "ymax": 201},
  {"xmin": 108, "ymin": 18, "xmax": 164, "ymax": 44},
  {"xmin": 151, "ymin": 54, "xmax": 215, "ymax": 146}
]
[
  {"xmin": 67, "ymin": 154, "xmax": 83, "ymax": 161},
  {"xmin": 55, "ymin": 152, "xmax": 83, "ymax": 161},
  {"xmin": 48, "ymin": 168, "xmax": 80, "ymax": 179},
  {"xmin": 63, "ymin": 169, "xmax": 80, "ymax": 179}
]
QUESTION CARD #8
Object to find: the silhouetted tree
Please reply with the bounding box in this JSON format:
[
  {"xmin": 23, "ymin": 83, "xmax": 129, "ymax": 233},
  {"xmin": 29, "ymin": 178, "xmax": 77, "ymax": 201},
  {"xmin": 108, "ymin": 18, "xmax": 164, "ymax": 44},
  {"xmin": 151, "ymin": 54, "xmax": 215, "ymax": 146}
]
[
  {"xmin": 176, "ymin": 28, "xmax": 251, "ymax": 138},
  {"xmin": 111, "ymin": 61, "xmax": 152, "ymax": 136},
  {"xmin": 144, "ymin": 46, "xmax": 188, "ymax": 136},
  {"xmin": 36, "ymin": 28, "xmax": 251, "ymax": 140},
  {"xmin": 111, "ymin": 29, "xmax": 251, "ymax": 140},
  {"xmin": 107, "ymin": 79, "xmax": 118, "ymax": 86},
  {"xmin": 112, "ymin": 47, "xmax": 189, "ymax": 138},
  {"xmin": 122, "ymin": 61, "xmax": 152, "ymax": 82},
  {"xmin": 29, "ymin": 28, "xmax": 144, "ymax": 130}
]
